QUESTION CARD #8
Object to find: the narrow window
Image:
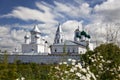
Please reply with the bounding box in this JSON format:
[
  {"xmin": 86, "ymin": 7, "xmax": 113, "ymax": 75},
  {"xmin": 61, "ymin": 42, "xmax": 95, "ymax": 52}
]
[{"xmin": 55, "ymin": 48, "xmax": 57, "ymax": 52}]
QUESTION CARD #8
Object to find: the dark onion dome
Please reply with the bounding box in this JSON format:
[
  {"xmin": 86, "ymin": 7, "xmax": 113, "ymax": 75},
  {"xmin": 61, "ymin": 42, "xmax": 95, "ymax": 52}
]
[
  {"xmin": 81, "ymin": 31, "xmax": 87, "ymax": 36},
  {"xmin": 81, "ymin": 31, "xmax": 91, "ymax": 38},
  {"xmin": 85, "ymin": 34, "xmax": 91, "ymax": 38},
  {"xmin": 24, "ymin": 35, "xmax": 29, "ymax": 39}
]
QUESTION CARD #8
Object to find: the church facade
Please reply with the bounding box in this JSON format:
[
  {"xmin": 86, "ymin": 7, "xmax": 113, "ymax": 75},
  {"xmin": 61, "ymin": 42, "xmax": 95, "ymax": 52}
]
[{"xmin": 51, "ymin": 24, "xmax": 93, "ymax": 55}]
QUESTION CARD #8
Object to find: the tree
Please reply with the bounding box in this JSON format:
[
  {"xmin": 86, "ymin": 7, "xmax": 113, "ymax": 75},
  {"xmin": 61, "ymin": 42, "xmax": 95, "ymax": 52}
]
[{"xmin": 82, "ymin": 43, "xmax": 120, "ymax": 80}]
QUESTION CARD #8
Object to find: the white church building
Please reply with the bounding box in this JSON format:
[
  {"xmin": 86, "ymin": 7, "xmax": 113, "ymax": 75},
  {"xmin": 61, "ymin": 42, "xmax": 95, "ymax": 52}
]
[
  {"xmin": 22, "ymin": 24, "xmax": 93, "ymax": 55},
  {"xmin": 22, "ymin": 25, "xmax": 50, "ymax": 54},
  {"xmin": 51, "ymin": 24, "xmax": 93, "ymax": 55}
]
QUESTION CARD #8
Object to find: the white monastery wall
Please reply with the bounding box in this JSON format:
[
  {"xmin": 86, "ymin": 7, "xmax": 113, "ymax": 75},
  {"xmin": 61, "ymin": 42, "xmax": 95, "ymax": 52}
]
[{"xmin": 0, "ymin": 55, "xmax": 80, "ymax": 64}]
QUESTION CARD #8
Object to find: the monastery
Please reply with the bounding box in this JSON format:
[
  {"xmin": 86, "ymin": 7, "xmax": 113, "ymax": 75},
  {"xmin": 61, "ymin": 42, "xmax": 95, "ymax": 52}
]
[
  {"xmin": 22, "ymin": 24, "xmax": 93, "ymax": 55},
  {"xmin": 0, "ymin": 24, "xmax": 94, "ymax": 64}
]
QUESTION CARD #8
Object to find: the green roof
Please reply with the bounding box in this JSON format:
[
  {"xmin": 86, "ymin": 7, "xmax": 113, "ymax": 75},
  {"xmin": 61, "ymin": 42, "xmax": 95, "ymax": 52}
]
[
  {"xmin": 81, "ymin": 31, "xmax": 87, "ymax": 35},
  {"xmin": 80, "ymin": 31, "xmax": 91, "ymax": 38}
]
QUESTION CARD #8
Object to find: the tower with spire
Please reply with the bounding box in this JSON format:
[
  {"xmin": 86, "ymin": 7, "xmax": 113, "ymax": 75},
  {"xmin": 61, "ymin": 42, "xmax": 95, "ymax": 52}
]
[
  {"xmin": 54, "ymin": 23, "xmax": 64, "ymax": 44},
  {"xmin": 30, "ymin": 25, "xmax": 41, "ymax": 44}
]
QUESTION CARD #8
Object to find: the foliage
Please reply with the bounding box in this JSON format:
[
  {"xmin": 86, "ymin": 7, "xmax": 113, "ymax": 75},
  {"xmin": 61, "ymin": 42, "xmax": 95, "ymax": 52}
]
[
  {"xmin": 49, "ymin": 59, "xmax": 96, "ymax": 80},
  {"xmin": 82, "ymin": 43, "xmax": 120, "ymax": 80}
]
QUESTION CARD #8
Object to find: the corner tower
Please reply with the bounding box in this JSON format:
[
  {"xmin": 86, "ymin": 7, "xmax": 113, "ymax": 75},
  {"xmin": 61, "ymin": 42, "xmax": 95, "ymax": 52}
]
[{"xmin": 54, "ymin": 24, "xmax": 64, "ymax": 44}]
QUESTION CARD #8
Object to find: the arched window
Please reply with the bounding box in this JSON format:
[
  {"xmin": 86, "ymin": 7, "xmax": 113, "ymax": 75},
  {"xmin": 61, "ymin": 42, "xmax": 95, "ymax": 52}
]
[{"xmin": 55, "ymin": 48, "xmax": 57, "ymax": 52}]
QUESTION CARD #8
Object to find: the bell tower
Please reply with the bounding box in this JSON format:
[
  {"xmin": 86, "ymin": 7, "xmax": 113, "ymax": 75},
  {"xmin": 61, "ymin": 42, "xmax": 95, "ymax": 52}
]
[
  {"xmin": 54, "ymin": 23, "xmax": 64, "ymax": 44},
  {"xmin": 30, "ymin": 25, "xmax": 41, "ymax": 44}
]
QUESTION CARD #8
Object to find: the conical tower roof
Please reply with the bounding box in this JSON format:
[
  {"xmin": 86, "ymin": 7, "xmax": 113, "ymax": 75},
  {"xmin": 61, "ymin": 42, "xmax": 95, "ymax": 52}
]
[
  {"xmin": 56, "ymin": 23, "xmax": 62, "ymax": 33},
  {"xmin": 31, "ymin": 25, "xmax": 41, "ymax": 33}
]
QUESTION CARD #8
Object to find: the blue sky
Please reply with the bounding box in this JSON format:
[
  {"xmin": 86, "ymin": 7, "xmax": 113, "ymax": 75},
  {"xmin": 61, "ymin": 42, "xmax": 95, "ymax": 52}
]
[
  {"xmin": 0, "ymin": 0, "xmax": 106, "ymax": 25},
  {"xmin": 0, "ymin": 0, "xmax": 120, "ymax": 51}
]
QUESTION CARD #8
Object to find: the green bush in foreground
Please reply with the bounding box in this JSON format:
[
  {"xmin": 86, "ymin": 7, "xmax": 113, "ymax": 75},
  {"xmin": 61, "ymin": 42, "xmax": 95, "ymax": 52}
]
[{"xmin": 82, "ymin": 43, "xmax": 120, "ymax": 80}]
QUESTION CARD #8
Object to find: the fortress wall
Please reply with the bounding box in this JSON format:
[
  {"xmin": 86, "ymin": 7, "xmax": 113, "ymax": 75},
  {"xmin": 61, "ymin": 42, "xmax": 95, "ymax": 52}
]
[{"xmin": 0, "ymin": 55, "xmax": 81, "ymax": 64}]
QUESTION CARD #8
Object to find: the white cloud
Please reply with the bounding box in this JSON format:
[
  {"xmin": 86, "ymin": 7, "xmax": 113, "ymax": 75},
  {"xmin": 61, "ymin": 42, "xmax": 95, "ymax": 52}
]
[
  {"xmin": 54, "ymin": 1, "xmax": 92, "ymax": 18},
  {"xmin": 62, "ymin": 20, "xmax": 83, "ymax": 40},
  {"xmin": 95, "ymin": 0, "xmax": 120, "ymax": 11},
  {"xmin": 0, "ymin": 25, "xmax": 27, "ymax": 52},
  {"xmin": 1, "ymin": 6, "xmax": 58, "ymax": 23},
  {"xmin": 94, "ymin": 0, "xmax": 120, "ymax": 23},
  {"xmin": 1, "ymin": 0, "xmax": 92, "ymax": 22}
]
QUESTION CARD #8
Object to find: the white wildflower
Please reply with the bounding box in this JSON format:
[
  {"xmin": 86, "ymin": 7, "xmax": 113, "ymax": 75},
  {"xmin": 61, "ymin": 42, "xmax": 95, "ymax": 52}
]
[
  {"xmin": 72, "ymin": 62, "xmax": 76, "ymax": 65},
  {"xmin": 72, "ymin": 59, "xmax": 76, "ymax": 63},
  {"xmin": 106, "ymin": 60, "xmax": 111, "ymax": 63},
  {"xmin": 80, "ymin": 75, "xmax": 87, "ymax": 80},
  {"xmin": 91, "ymin": 59, "xmax": 94, "ymax": 62},
  {"xmin": 63, "ymin": 62, "xmax": 67, "ymax": 64},
  {"xmin": 75, "ymin": 63, "xmax": 82, "ymax": 69},
  {"xmin": 86, "ymin": 73, "xmax": 91, "ymax": 78},
  {"xmin": 90, "ymin": 73, "xmax": 96, "ymax": 80},
  {"xmin": 64, "ymin": 71, "xmax": 68, "ymax": 74},
  {"xmin": 87, "ymin": 66, "xmax": 90, "ymax": 71},
  {"xmin": 101, "ymin": 59, "xmax": 105, "ymax": 62},
  {"xmin": 68, "ymin": 58, "xmax": 72, "ymax": 61},
  {"xmin": 21, "ymin": 77, "xmax": 25, "ymax": 80},
  {"xmin": 55, "ymin": 66, "xmax": 60, "ymax": 70},
  {"xmin": 70, "ymin": 68, "xmax": 74, "ymax": 72},
  {"xmin": 72, "ymin": 67, "xmax": 77, "ymax": 71},
  {"xmin": 76, "ymin": 72, "xmax": 81, "ymax": 77},
  {"xmin": 81, "ymin": 68, "xmax": 87, "ymax": 73},
  {"xmin": 59, "ymin": 62, "xmax": 62, "ymax": 65},
  {"xmin": 100, "ymin": 56, "xmax": 103, "ymax": 58}
]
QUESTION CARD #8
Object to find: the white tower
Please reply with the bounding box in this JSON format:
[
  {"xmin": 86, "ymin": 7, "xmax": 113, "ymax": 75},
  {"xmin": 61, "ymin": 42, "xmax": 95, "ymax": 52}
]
[
  {"xmin": 30, "ymin": 25, "xmax": 41, "ymax": 44},
  {"xmin": 54, "ymin": 24, "xmax": 64, "ymax": 44}
]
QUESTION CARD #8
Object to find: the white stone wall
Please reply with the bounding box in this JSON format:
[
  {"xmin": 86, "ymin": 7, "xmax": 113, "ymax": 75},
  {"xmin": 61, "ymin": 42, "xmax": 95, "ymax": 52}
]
[{"xmin": 0, "ymin": 55, "xmax": 80, "ymax": 64}]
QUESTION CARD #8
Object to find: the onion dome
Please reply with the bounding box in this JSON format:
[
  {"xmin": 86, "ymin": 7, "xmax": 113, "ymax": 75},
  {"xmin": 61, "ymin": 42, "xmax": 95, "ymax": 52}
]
[
  {"xmin": 24, "ymin": 35, "xmax": 29, "ymax": 39},
  {"xmin": 35, "ymin": 34, "xmax": 40, "ymax": 38},
  {"xmin": 81, "ymin": 31, "xmax": 87, "ymax": 36},
  {"xmin": 86, "ymin": 35, "xmax": 91, "ymax": 39},
  {"xmin": 31, "ymin": 25, "xmax": 41, "ymax": 33}
]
